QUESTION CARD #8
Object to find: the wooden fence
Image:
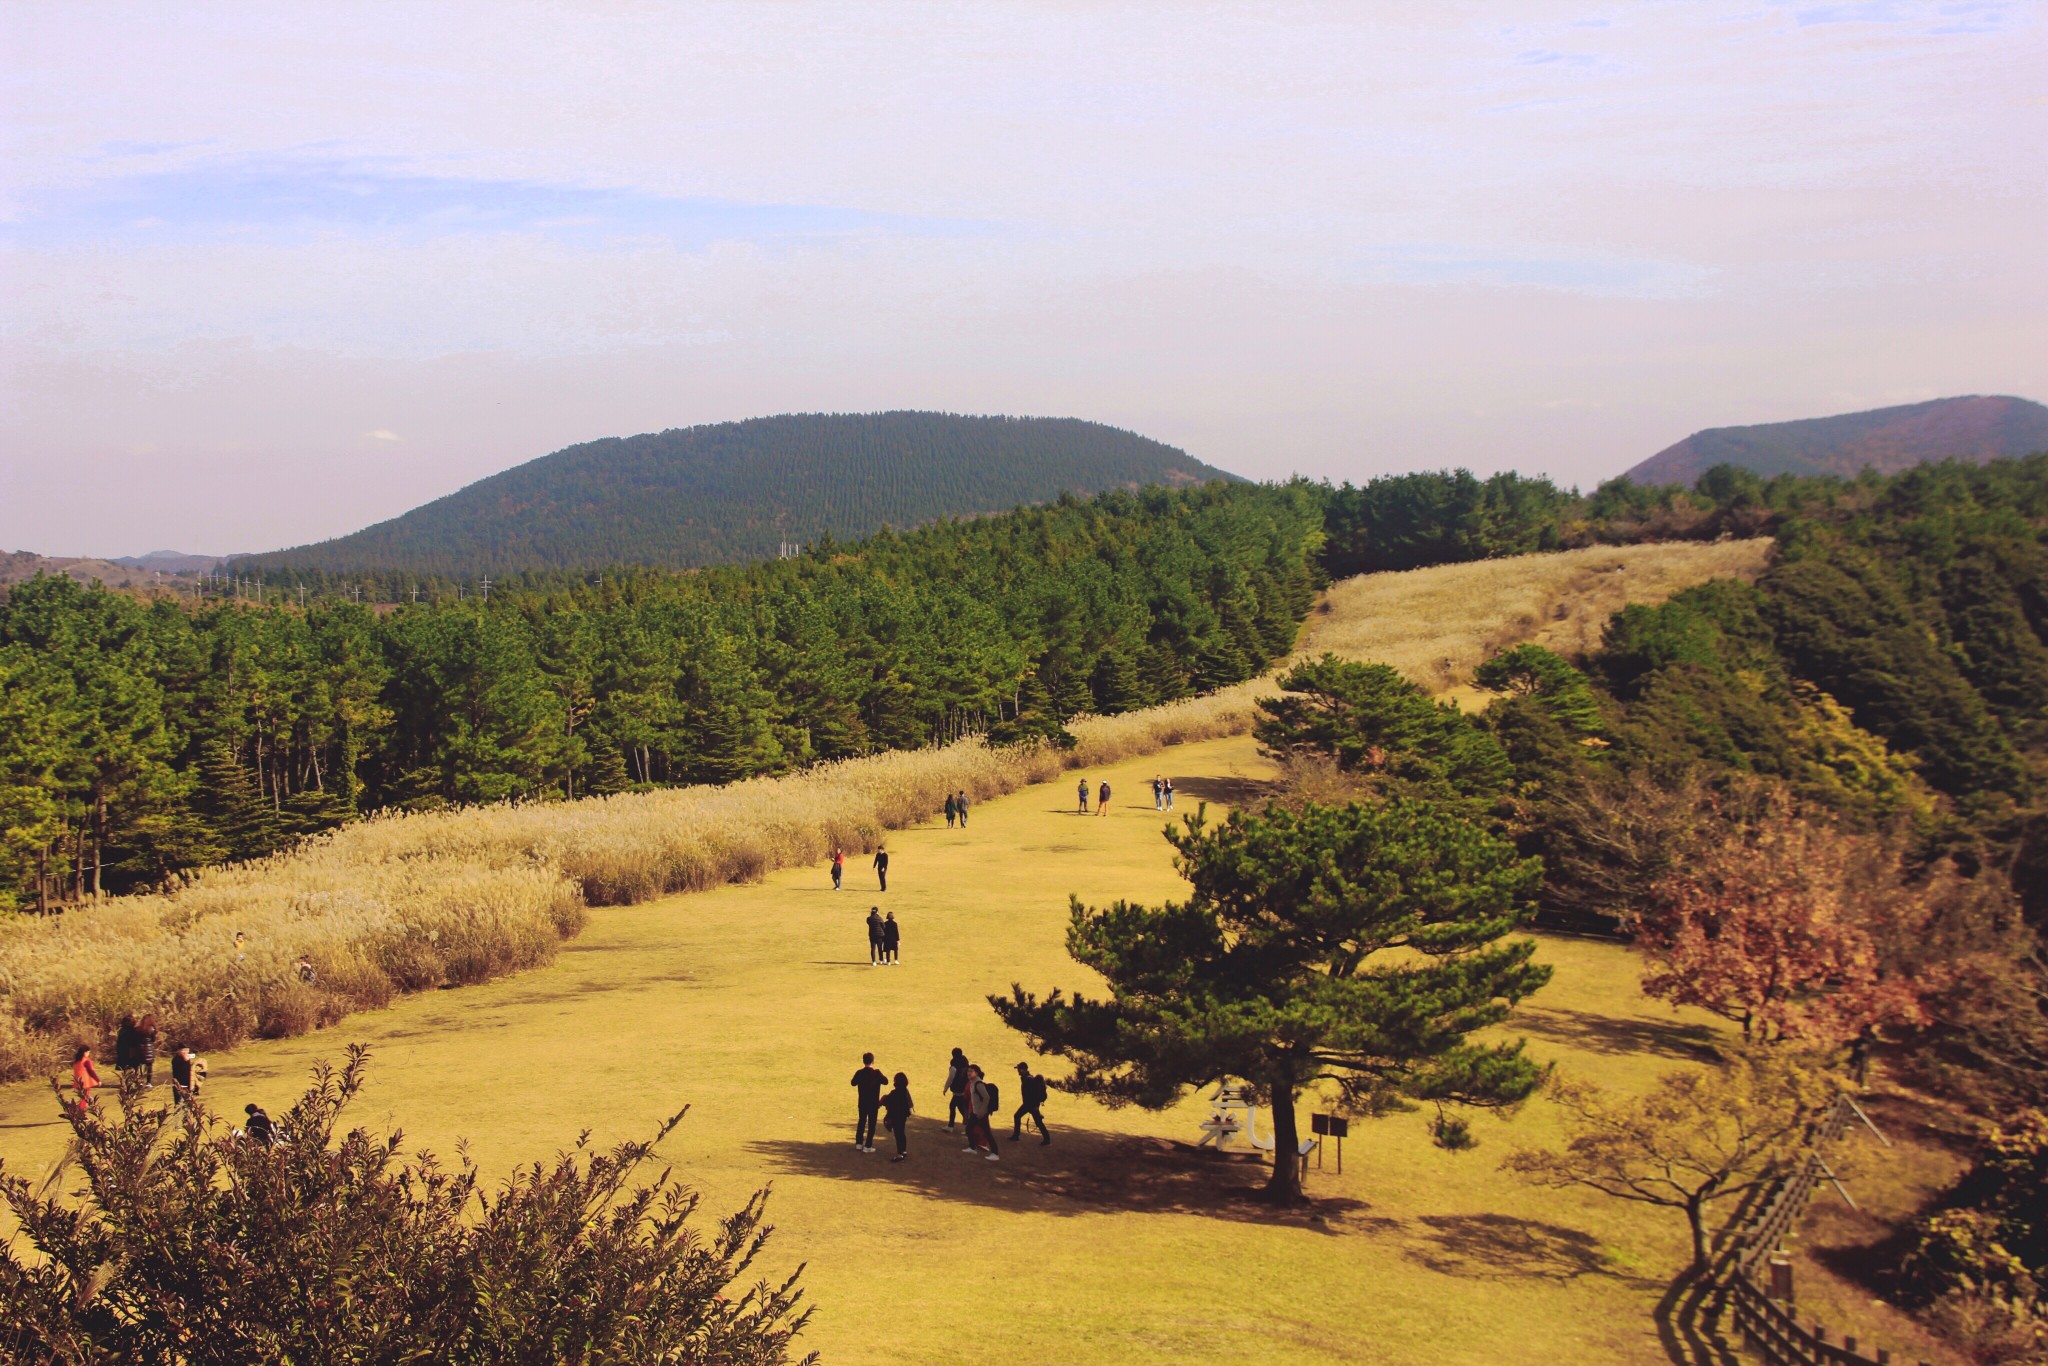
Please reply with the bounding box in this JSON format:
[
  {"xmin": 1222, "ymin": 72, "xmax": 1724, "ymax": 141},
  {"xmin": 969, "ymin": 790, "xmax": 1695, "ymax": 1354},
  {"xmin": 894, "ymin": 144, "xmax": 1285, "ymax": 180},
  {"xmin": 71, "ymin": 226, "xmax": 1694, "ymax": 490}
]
[{"xmin": 1720, "ymin": 1095, "xmax": 1931, "ymax": 1366}]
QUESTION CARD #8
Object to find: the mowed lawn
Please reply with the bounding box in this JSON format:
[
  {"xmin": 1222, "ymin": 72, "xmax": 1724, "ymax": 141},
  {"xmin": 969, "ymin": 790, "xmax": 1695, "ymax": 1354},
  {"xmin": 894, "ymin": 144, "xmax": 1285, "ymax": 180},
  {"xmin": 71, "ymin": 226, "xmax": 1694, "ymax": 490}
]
[{"xmin": 0, "ymin": 734, "xmax": 1722, "ymax": 1365}]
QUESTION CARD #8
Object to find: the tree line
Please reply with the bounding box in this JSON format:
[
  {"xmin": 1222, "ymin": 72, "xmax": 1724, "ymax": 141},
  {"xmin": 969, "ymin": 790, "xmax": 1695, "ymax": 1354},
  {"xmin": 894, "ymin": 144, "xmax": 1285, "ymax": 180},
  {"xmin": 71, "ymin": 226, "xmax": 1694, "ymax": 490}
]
[{"xmin": 0, "ymin": 483, "xmax": 1320, "ymax": 911}]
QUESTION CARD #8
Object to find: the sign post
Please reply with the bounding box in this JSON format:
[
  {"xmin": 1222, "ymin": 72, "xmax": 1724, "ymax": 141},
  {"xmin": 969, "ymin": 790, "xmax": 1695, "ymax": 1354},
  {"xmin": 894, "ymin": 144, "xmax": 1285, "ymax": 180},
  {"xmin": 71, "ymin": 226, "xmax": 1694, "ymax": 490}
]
[{"xmin": 1311, "ymin": 1113, "xmax": 1348, "ymax": 1173}]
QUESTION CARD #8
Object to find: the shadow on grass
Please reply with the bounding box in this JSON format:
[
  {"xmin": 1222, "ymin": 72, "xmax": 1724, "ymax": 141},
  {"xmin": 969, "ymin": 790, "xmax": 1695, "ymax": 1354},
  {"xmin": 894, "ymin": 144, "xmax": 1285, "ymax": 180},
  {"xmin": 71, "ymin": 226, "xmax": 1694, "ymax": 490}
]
[
  {"xmin": 1518, "ymin": 1005, "xmax": 1720, "ymax": 1062},
  {"xmin": 1406, "ymin": 1212, "xmax": 1642, "ymax": 1283},
  {"xmin": 1166, "ymin": 775, "xmax": 1277, "ymax": 809},
  {"xmin": 749, "ymin": 1119, "xmax": 1381, "ymax": 1231}
]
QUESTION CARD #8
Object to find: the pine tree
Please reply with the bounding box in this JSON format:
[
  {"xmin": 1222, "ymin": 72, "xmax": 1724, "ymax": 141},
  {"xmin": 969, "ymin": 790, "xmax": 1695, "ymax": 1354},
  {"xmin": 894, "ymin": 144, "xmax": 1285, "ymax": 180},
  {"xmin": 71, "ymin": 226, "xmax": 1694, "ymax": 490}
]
[
  {"xmin": 195, "ymin": 743, "xmax": 284, "ymax": 862},
  {"xmin": 993, "ymin": 798, "xmax": 1551, "ymax": 1202}
]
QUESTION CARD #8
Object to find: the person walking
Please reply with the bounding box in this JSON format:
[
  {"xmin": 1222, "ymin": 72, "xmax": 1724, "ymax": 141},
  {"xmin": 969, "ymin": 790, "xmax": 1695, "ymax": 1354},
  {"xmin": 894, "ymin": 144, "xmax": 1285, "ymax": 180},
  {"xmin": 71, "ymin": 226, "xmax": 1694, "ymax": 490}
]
[
  {"xmin": 170, "ymin": 1044, "xmax": 205, "ymax": 1107},
  {"xmin": 1163, "ymin": 776, "xmax": 1175, "ymax": 810},
  {"xmin": 139, "ymin": 1014, "xmax": 160, "ymax": 1087},
  {"xmin": 1152, "ymin": 775, "xmax": 1163, "ymax": 810},
  {"xmin": 943, "ymin": 1048, "xmax": 969, "ymax": 1131},
  {"xmin": 71, "ymin": 1045, "xmax": 100, "ymax": 1113},
  {"xmin": 873, "ymin": 845, "xmax": 890, "ymax": 892},
  {"xmin": 944, "ymin": 793, "xmax": 957, "ymax": 829},
  {"xmin": 881, "ymin": 911, "xmax": 901, "ymax": 965},
  {"xmin": 831, "ymin": 846, "xmax": 844, "ymax": 891},
  {"xmin": 882, "ymin": 1072, "xmax": 914, "ymax": 1161},
  {"xmin": 963, "ymin": 1064, "xmax": 999, "ymax": 1160},
  {"xmin": 955, "ymin": 791, "xmax": 969, "ymax": 828},
  {"xmin": 851, "ymin": 1052, "xmax": 886, "ymax": 1152},
  {"xmin": 866, "ymin": 907, "xmax": 885, "ymax": 966},
  {"xmin": 1097, "ymin": 780, "xmax": 1111, "ymax": 815},
  {"xmin": 1077, "ymin": 778, "xmax": 1090, "ymax": 814},
  {"xmin": 1013, "ymin": 1062, "xmax": 1051, "ymax": 1144},
  {"xmin": 114, "ymin": 1015, "xmax": 145, "ymax": 1084}
]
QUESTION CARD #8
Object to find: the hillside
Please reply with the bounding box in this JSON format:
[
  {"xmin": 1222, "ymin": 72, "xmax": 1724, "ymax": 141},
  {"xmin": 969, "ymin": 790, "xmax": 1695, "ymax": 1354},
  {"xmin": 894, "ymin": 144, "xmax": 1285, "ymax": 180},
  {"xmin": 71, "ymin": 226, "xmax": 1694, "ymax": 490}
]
[
  {"xmin": 237, "ymin": 412, "xmax": 1239, "ymax": 576},
  {"xmin": 1623, "ymin": 394, "xmax": 2048, "ymax": 485}
]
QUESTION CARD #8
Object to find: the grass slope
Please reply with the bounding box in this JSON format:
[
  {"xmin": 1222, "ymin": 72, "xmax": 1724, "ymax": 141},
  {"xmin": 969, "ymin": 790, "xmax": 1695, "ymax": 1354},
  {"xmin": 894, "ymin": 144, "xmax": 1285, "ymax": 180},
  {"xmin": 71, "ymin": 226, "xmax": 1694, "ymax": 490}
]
[
  {"xmin": 239, "ymin": 412, "xmax": 1238, "ymax": 575},
  {"xmin": 0, "ymin": 541, "xmax": 1779, "ymax": 1364},
  {"xmin": 0, "ymin": 734, "xmax": 1724, "ymax": 1365}
]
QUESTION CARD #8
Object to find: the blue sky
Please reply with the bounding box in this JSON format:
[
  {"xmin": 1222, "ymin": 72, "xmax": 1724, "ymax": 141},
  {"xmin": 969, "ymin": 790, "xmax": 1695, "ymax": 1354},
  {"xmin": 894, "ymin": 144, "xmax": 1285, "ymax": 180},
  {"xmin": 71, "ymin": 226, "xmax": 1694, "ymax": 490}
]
[{"xmin": 2, "ymin": 1, "xmax": 2043, "ymax": 555}]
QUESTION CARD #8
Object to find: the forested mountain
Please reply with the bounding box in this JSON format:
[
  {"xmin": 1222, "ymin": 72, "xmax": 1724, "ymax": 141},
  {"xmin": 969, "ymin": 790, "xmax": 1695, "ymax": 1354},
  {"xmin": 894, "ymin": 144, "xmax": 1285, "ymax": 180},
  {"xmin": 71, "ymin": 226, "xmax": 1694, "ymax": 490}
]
[
  {"xmin": 1624, "ymin": 395, "xmax": 2048, "ymax": 485},
  {"xmin": 236, "ymin": 412, "xmax": 1239, "ymax": 577}
]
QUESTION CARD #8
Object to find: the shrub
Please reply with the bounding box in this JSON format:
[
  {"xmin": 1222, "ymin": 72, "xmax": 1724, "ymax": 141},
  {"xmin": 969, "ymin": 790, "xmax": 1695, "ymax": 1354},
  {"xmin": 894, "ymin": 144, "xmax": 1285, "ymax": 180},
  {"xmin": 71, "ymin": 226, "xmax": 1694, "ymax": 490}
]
[{"xmin": 0, "ymin": 1048, "xmax": 816, "ymax": 1364}]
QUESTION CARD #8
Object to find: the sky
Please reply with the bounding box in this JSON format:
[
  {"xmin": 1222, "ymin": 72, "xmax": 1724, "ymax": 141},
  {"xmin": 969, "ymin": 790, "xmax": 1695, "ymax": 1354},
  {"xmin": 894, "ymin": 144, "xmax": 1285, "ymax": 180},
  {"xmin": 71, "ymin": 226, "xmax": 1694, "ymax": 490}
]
[{"xmin": 3, "ymin": 2, "xmax": 2044, "ymax": 557}]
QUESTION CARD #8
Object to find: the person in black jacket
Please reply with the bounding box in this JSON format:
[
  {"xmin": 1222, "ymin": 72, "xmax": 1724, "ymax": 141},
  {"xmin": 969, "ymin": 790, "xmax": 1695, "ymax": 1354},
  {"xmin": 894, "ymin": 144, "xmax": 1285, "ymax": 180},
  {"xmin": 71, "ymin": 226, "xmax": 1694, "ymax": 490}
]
[
  {"xmin": 942, "ymin": 1047, "xmax": 968, "ymax": 1131},
  {"xmin": 851, "ymin": 1052, "xmax": 886, "ymax": 1152},
  {"xmin": 873, "ymin": 846, "xmax": 890, "ymax": 892},
  {"xmin": 114, "ymin": 1015, "xmax": 145, "ymax": 1083},
  {"xmin": 882, "ymin": 1072, "xmax": 913, "ymax": 1161},
  {"xmin": 881, "ymin": 911, "xmax": 901, "ymax": 965},
  {"xmin": 944, "ymin": 793, "xmax": 957, "ymax": 828},
  {"xmin": 866, "ymin": 907, "xmax": 885, "ymax": 965},
  {"xmin": 1013, "ymin": 1061, "xmax": 1051, "ymax": 1144},
  {"xmin": 244, "ymin": 1103, "xmax": 277, "ymax": 1146}
]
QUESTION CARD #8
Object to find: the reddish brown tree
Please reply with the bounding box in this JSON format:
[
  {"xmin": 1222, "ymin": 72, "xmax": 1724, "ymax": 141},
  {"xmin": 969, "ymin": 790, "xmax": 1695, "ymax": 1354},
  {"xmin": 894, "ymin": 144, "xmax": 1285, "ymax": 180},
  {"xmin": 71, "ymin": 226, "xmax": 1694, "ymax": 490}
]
[{"xmin": 1624, "ymin": 790, "xmax": 1932, "ymax": 1046}]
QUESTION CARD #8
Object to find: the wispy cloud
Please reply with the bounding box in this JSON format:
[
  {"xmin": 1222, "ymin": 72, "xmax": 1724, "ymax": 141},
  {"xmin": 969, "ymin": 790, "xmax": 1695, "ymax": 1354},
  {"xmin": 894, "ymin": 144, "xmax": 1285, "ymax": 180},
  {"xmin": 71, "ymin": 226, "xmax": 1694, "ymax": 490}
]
[{"xmin": 3, "ymin": 156, "xmax": 983, "ymax": 250}]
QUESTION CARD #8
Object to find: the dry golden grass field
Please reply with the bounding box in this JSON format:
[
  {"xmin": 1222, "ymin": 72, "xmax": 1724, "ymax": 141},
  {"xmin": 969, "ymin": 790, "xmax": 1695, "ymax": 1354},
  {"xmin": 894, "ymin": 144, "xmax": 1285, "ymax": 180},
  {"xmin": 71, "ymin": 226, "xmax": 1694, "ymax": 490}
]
[{"xmin": 0, "ymin": 540, "xmax": 1773, "ymax": 1364}]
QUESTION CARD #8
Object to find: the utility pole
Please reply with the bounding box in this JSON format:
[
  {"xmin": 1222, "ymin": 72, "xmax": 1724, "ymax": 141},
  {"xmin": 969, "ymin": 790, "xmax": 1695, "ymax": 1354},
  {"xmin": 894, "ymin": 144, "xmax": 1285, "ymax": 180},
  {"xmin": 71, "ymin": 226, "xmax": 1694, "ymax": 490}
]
[{"xmin": 480, "ymin": 576, "xmax": 492, "ymax": 603}]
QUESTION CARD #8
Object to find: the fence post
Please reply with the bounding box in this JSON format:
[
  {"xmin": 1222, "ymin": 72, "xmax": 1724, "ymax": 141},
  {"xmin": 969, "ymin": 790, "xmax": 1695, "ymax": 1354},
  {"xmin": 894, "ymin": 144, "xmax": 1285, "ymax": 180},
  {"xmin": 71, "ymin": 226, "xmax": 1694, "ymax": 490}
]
[{"xmin": 1768, "ymin": 1255, "xmax": 1794, "ymax": 1304}]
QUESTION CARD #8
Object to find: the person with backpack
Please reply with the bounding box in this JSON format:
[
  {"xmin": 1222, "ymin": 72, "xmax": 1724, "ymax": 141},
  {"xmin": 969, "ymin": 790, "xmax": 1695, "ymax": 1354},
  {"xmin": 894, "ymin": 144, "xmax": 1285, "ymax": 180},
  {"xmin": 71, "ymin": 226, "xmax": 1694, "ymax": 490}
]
[
  {"xmin": 873, "ymin": 845, "xmax": 890, "ymax": 892},
  {"xmin": 1097, "ymin": 780, "xmax": 1111, "ymax": 815},
  {"xmin": 963, "ymin": 1064, "xmax": 999, "ymax": 1160},
  {"xmin": 1077, "ymin": 778, "xmax": 1090, "ymax": 814},
  {"xmin": 866, "ymin": 907, "xmax": 885, "ymax": 966},
  {"xmin": 943, "ymin": 793, "xmax": 957, "ymax": 829},
  {"xmin": 851, "ymin": 1051, "xmax": 886, "ymax": 1152},
  {"xmin": 1013, "ymin": 1061, "xmax": 1052, "ymax": 1144},
  {"xmin": 830, "ymin": 846, "xmax": 844, "ymax": 890},
  {"xmin": 881, "ymin": 911, "xmax": 901, "ymax": 965},
  {"xmin": 882, "ymin": 1072, "xmax": 914, "ymax": 1161},
  {"xmin": 943, "ymin": 1048, "xmax": 969, "ymax": 1131},
  {"xmin": 955, "ymin": 791, "xmax": 969, "ymax": 828}
]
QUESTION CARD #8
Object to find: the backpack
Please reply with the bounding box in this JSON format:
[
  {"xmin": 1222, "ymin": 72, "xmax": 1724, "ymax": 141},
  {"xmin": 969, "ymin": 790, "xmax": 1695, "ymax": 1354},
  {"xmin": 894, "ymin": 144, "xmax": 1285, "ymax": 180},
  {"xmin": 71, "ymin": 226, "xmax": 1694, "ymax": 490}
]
[{"xmin": 985, "ymin": 1082, "xmax": 1000, "ymax": 1113}]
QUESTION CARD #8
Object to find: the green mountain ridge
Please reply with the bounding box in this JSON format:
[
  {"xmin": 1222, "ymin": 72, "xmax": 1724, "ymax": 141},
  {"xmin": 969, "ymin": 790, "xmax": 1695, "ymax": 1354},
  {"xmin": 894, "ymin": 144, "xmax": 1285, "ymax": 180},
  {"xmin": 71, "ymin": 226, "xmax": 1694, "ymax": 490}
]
[
  {"xmin": 238, "ymin": 411, "xmax": 1240, "ymax": 577},
  {"xmin": 1624, "ymin": 394, "xmax": 2048, "ymax": 485}
]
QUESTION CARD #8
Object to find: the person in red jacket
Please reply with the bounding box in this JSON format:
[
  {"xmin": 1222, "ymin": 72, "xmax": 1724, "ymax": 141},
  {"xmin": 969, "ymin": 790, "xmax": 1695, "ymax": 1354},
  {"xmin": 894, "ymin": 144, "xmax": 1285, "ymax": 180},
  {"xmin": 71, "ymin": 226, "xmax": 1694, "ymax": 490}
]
[{"xmin": 71, "ymin": 1044, "xmax": 100, "ymax": 1113}]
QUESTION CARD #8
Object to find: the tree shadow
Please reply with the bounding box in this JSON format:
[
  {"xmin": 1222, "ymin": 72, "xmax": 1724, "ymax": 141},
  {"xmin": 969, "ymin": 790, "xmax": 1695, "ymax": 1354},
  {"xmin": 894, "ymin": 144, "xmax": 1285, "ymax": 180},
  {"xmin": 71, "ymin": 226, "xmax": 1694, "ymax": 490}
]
[
  {"xmin": 1163, "ymin": 775, "xmax": 1277, "ymax": 809},
  {"xmin": 1652, "ymin": 1264, "xmax": 1742, "ymax": 1366},
  {"xmin": 1404, "ymin": 1213, "xmax": 1641, "ymax": 1283},
  {"xmin": 1517, "ymin": 1006, "xmax": 1721, "ymax": 1062},
  {"xmin": 747, "ymin": 1120, "xmax": 1383, "ymax": 1232}
]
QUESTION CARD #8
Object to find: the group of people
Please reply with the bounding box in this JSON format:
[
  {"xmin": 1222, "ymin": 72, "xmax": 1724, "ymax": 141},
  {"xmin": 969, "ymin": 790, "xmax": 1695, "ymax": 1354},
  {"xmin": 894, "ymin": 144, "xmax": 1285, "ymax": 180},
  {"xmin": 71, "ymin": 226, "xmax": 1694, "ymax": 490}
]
[
  {"xmin": 830, "ymin": 844, "xmax": 890, "ymax": 892},
  {"xmin": 1150, "ymin": 775, "xmax": 1176, "ymax": 810},
  {"xmin": 864, "ymin": 906, "xmax": 902, "ymax": 964},
  {"xmin": 74, "ymin": 1026, "xmax": 280, "ymax": 1146},
  {"xmin": 849, "ymin": 1047, "xmax": 1052, "ymax": 1164},
  {"xmin": 1077, "ymin": 775, "xmax": 1173, "ymax": 813}
]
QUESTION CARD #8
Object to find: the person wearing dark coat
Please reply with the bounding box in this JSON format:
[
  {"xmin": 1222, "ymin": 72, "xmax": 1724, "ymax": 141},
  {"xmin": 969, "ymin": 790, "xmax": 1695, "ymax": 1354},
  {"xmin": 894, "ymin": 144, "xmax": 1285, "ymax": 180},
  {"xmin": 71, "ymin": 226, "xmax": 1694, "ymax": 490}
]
[
  {"xmin": 866, "ymin": 907, "xmax": 885, "ymax": 965},
  {"xmin": 139, "ymin": 1015, "xmax": 159, "ymax": 1086},
  {"xmin": 851, "ymin": 1052, "xmax": 886, "ymax": 1152},
  {"xmin": 881, "ymin": 912, "xmax": 901, "ymax": 965},
  {"xmin": 944, "ymin": 793, "xmax": 957, "ymax": 828},
  {"xmin": 114, "ymin": 1016, "xmax": 145, "ymax": 1081},
  {"xmin": 873, "ymin": 846, "xmax": 890, "ymax": 892},
  {"xmin": 882, "ymin": 1072, "xmax": 914, "ymax": 1161},
  {"xmin": 943, "ymin": 1047, "xmax": 969, "ymax": 1131},
  {"xmin": 244, "ymin": 1103, "xmax": 277, "ymax": 1147},
  {"xmin": 1013, "ymin": 1062, "xmax": 1052, "ymax": 1144}
]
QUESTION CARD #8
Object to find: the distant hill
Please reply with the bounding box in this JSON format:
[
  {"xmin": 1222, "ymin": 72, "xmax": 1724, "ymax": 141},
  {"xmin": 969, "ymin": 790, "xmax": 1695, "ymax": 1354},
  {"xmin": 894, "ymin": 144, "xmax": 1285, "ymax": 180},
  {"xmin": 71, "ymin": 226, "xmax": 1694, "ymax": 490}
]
[
  {"xmin": 1, "ymin": 550, "xmax": 214, "ymax": 591},
  {"xmin": 238, "ymin": 412, "xmax": 1240, "ymax": 576},
  {"xmin": 113, "ymin": 550, "xmax": 225, "ymax": 573},
  {"xmin": 1624, "ymin": 395, "xmax": 2048, "ymax": 486}
]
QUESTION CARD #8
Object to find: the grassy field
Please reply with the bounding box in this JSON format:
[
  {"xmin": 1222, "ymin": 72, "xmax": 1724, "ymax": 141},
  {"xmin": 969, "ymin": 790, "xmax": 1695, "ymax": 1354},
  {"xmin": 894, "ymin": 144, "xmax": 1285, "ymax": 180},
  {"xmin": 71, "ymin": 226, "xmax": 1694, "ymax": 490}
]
[
  {"xmin": 0, "ymin": 540, "xmax": 1776, "ymax": 1362},
  {"xmin": 0, "ymin": 732, "xmax": 1730, "ymax": 1365}
]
